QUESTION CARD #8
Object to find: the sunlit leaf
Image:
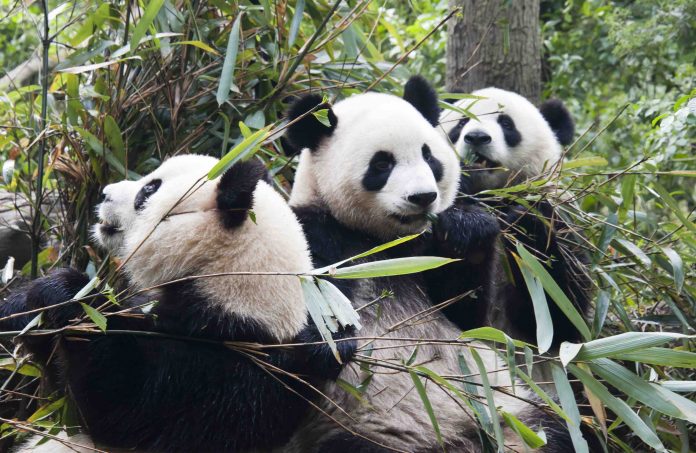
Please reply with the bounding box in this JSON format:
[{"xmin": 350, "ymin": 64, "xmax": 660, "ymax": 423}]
[
  {"xmin": 131, "ymin": 0, "xmax": 166, "ymax": 51},
  {"xmin": 216, "ymin": 13, "xmax": 242, "ymax": 106}
]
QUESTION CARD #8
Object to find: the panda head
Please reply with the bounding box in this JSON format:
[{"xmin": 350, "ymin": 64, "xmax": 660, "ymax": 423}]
[
  {"xmin": 285, "ymin": 76, "xmax": 460, "ymax": 239},
  {"xmin": 94, "ymin": 154, "xmax": 312, "ymax": 340},
  {"xmin": 440, "ymin": 88, "xmax": 574, "ymax": 192}
]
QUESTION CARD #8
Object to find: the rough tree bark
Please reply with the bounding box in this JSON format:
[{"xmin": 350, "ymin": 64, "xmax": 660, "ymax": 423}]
[{"xmin": 446, "ymin": 0, "xmax": 541, "ymax": 103}]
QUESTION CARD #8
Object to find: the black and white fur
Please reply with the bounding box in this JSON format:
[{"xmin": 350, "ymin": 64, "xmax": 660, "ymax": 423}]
[
  {"xmin": 4, "ymin": 155, "xmax": 355, "ymax": 452},
  {"xmin": 440, "ymin": 88, "xmax": 591, "ymax": 347},
  {"xmin": 281, "ymin": 77, "xmax": 570, "ymax": 452}
]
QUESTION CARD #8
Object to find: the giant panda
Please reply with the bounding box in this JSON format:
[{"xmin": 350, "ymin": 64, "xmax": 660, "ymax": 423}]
[
  {"xmin": 3, "ymin": 154, "xmax": 355, "ymax": 452},
  {"xmin": 280, "ymin": 77, "xmax": 571, "ymax": 452},
  {"xmin": 439, "ymin": 88, "xmax": 592, "ymax": 347}
]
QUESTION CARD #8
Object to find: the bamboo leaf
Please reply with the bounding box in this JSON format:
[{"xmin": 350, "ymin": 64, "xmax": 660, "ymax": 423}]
[
  {"xmin": 590, "ymin": 359, "xmax": 694, "ymax": 423},
  {"xmin": 300, "ymin": 276, "xmax": 339, "ymax": 361},
  {"xmin": 409, "ymin": 370, "xmax": 443, "ymax": 448},
  {"xmin": 516, "ymin": 243, "xmax": 591, "ymax": 341},
  {"xmin": 131, "ymin": 0, "xmax": 165, "ymax": 51},
  {"xmin": 171, "ymin": 40, "xmax": 220, "ymax": 55},
  {"xmin": 216, "ymin": 13, "xmax": 242, "ymax": 106},
  {"xmin": 459, "ymin": 327, "xmax": 531, "ymax": 348},
  {"xmin": 562, "ymin": 332, "xmax": 694, "ymax": 364},
  {"xmin": 515, "ymin": 253, "xmax": 554, "ymax": 353},
  {"xmin": 207, "ymin": 126, "xmax": 270, "ymax": 179},
  {"xmin": 501, "ymin": 411, "xmax": 547, "ymax": 449},
  {"xmin": 611, "ymin": 347, "xmax": 696, "ymax": 368},
  {"xmin": 27, "ymin": 397, "xmax": 66, "ymax": 423},
  {"xmin": 287, "ymin": 0, "xmax": 305, "ymax": 48},
  {"xmin": 470, "ymin": 348, "xmax": 505, "ymax": 452},
  {"xmin": 563, "ymin": 156, "xmax": 609, "ymax": 169},
  {"xmin": 649, "ymin": 182, "xmax": 696, "ymax": 235},
  {"xmin": 569, "ymin": 364, "xmax": 667, "ymax": 452},
  {"xmin": 660, "ymin": 246, "xmax": 684, "ymax": 293},
  {"xmin": 330, "ymin": 256, "xmax": 457, "ymax": 279},
  {"xmin": 80, "ymin": 303, "xmax": 107, "ymax": 332},
  {"xmin": 551, "ymin": 364, "xmax": 590, "ymax": 453},
  {"xmin": 103, "ymin": 115, "xmax": 125, "ymax": 162}
]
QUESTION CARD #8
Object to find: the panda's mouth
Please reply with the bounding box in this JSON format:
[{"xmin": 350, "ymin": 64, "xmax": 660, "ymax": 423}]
[
  {"xmin": 389, "ymin": 213, "xmax": 429, "ymax": 225},
  {"xmin": 473, "ymin": 152, "xmax": 501, "ymax": 170},
  {"xmin": 98, "ymin": 220, "xmax": 122, "ymax": 236}
]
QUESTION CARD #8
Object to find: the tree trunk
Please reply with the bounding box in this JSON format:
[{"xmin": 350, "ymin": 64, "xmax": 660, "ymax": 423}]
[{"xmin": 446, "ymin": 0, "xmax": 541, "ymax": 103}]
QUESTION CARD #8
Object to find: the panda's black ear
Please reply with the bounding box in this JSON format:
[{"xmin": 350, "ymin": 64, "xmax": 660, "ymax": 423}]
[
  {"xmin": 216, "ymin": 159, "xmax": 270, "ymax": 229},
  {"xmin": 403, "ymin": 75, "xmax": 440, "ymax": 127},
  {"xmin": 540, "ymin": 99, "xmax": 574, "ymax": 146},
  {"xmin": 285, "ymin": 94, "xmax": 337, "ymax": 152}
]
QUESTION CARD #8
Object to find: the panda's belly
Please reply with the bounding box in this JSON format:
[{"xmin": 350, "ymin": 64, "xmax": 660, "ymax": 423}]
[{"xmin": 282, "ymin": 276, "xmax": 512, "ymax": 452}]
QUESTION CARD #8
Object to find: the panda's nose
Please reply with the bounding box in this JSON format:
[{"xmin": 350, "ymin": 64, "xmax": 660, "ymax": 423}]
[
  {"xmin": 464, "ymin": 131, "xmax": 491, "ymax": 146},
  {"xmin": 408, "ymin": 192, "xmax": 437, "ymax": 208}
]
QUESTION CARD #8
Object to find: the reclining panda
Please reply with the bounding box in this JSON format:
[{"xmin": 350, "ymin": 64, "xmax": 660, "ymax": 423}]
[
  {"xmin": 281, "ymin": 77, "xmax": 571, "ymax": 452},
  {"xmin": 439, "ymin": 88, "xmax": 592, "ymax": 347},
  {"xmin": 3, "ymin": 155, "xmax": 355, "ymax": 452}
]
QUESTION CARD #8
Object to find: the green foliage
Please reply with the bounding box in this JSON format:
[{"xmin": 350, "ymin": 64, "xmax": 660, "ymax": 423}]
[{"xmin": 0, "ymin": 1, "xmax": 694, "ymax": 451}]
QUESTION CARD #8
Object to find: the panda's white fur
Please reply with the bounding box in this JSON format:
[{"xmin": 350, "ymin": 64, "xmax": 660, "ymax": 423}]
[
  {"xmin": 95, "ymin": 154, "xmax": 311, "ymax": 341},
  {"xmin": 439, "ymin": 87, "xmax": 563, "ymax": 190},
  {"xmin": 290, "ymin": 92, "xmax": 460, "ymax": 239},
  {"xmin": 282, "ymin": 80, "xmax": 564, "ymax": 451}
]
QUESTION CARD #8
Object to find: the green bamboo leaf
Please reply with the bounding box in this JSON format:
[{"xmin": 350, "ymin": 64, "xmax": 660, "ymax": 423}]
[
  {"xmin": 0, "ymin": 358, "xmax": 42, "ymax": 377},
  {"xmin": 103, "ymin": 115, "xmax": 125, "ymax": 161},
  {"xmin": 649, "ymin": 182, "xmax": 696, "ymax": 235},
  {"xmin": 74, "ymin": 276, "xmax": 99, "ymax": 300},
  {"xmin": 330, "ymin": 256, "xmax": 457, "ymax": 279},
  {"xmin": 458, "ymin": 327, "xmax": 530, "ymax": 348},
  {"xmin": 27, "ymin": 397, "xmax": 66, "ymax": 423},
  {"xmin": 408, "ymin": 370, "xmax": 443, "ymax": 448},
  {"xmin": 312, "ymin": 109, "xmax": 332, "ymax": 127},
  {"xmin": 216, "ymin": 13, "xmax": 242, "ymax": 106},
  {"xmin": 59, "ymin": 56, "xmax": 143, "ymax": 74},
  {"xmin": 130, "ymin": 0, "xmax": 165, "ymax": 51},
  {"xmin": 171, "ymin": 40, "xmax": 220, "ymax": 55},
  {"xmin": 287, "ymin": 0, "xmax": 305, "ymax": 48},
  {"xmin": 310, "ymin": 234, "xmax": 420, "ymax": 275},
  {"xmin": 611, "ymin": 347, "xmax": 696, "ymax": 368},
  {"xmin": 515, "ymin": 253, "xmax": 553, "ymax": 353},
  {"xmin": 568, "ymin": 364, "xmax": 667, "ymax": 452},
  {"xmin": 516, "ymin": 243, "xmax": 591, "ymax": 341},
  {"xmin": 316, "ymin": 279, "xmax": 362, "ymax": 330},
  {"xmin": 660, "ymin": 246, "xmax": 684, "ymax": 293},
  {"xmin": 659, "ymin": 381, "xmax": 696, "ymax": 392},
  {"xmin": 300, "ymin": 276, "xmax": 339, "ymax": 361},
  {"xmin": 458, "ymin": 354, "xmax": 492, "ymax": 430},
  {"xmin": 80, "ymin": 303, "xmax": 107, "ymax": 332},
  {"xmin": 551, "ymin": 364, "xmax": 589, "ymax": 453},
  {"xmin": 470, "ymin": 348, "xmax": 505, "ymax": 452},
  {"xmin": 514, "ymin": 366, "xmax": 571, "ymax": 423},
  {"xmin": 612, "ymin": 238, "xmax": 651, "ymax": 267},
  {"xmin": 592, "ymin": 290, "xmax": 610, "ymax": 337},
  {"xmin": 563, "ymin": 156, "xmax": 608, "ymax": 169},
  {"xmin": 501, "ymin": 411, "xmax": 547, "ymax": 449},
  {"xmin": 207, "ymin": 126, "xmax": 270, "ymax": 179},
  {"xmin": 564, "ymin": 332, "xmax": 694, "ymax": 364},
  {"xmin": 590, "ymin": 358, "xmax": 696, "ymax": 423}
]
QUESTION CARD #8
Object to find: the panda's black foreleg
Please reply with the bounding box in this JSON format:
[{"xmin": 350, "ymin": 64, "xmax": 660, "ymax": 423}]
[
  {"xmin": 292, "ymin": 319, "xmax": 357, "ymax": 381},
  {"xmin": 423, "ymin": 204, "xmax": 500, "ymax": 331},
  {"xmin": 502, "ymin": 202, "xmax": 591, "ymax": 345}
]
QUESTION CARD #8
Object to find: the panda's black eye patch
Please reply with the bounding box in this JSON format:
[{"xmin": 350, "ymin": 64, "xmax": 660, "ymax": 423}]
[
  {"xmin": 497, "ymin": 114, "xmax": 521, "ymax": 147},
  {"xmin": 447, "ymin": 117, "xmax": 469, "ymax": 144},
  {"xmin": 422, "ymin": 144, "xmax": 443, "ymax": 182},
  {"xmin": 134, "ymin": 179, "xmax": 162, "ymax": 211},
  {"xmin": 362, "ymin": 151, "xmax": 395, "ymax": 191}
]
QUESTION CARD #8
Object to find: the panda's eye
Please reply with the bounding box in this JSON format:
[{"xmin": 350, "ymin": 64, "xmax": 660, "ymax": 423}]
[
  {"xmin": 370, "ymin": 151, "xmax": 395, "ymax": 173},
  {"xmin": 498, "ymin": 115, "xmax": 515, "ymax": 130},
  {"xmin": 134, "ymin": 179, "xmax": 162, "ymax": 211},
  {"xmin": 422, "ymin": 144, "xmax": 433, "ymax": 161}
]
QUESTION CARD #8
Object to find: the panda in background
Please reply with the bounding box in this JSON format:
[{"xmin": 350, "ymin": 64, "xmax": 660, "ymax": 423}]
[
  {"xmin": 281, "ymin": 77, "xmax": 572, "ymax": 452},
  {"xmin": 439, "ymin": 87, "xmax": 592, "ymax": 347},
  {"xmin": 4, "ymin": 155, "xmax": 355, "ymax": 452}
]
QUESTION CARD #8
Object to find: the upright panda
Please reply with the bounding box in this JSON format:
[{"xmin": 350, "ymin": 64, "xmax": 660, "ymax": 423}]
[
  {"xmin": 440, "ymin": 88, "xmax": 592, "ymax": 346},
  {"xmin": 281, "ymin": 77, "xmax": 571, "ymax": 452},
  {"xmin": 4, "ymin": 155, "xmax": 355, "ymax": 452}
]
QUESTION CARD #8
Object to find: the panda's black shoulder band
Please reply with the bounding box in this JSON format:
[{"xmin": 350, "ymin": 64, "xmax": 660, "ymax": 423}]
[
  {"xmin": 216, "ymin": 160, "xmax": 269, "ymax": 229},
  {"xmin": 285, "ymin": 94, "xmax": 337, "ymax": 151},
  {"xmin": 403, "ymin": 75, "xmax": 440, "ymax": 127}
]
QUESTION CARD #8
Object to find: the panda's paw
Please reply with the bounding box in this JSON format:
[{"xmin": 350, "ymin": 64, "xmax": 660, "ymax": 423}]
[
  {"xmin": 433, "ymin": 206, "xmax": 499, "ymax": 258},
  {"xmin": 502, "ymin": 205, "xmax": 548, "ymax": 240},
  {"xmin": 295, "ymin": 323, "xmax": 357, "ymax": 380},
  {"xmin": 25, "ymin": 268, "xmax": 92, "ymax": 328}
]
